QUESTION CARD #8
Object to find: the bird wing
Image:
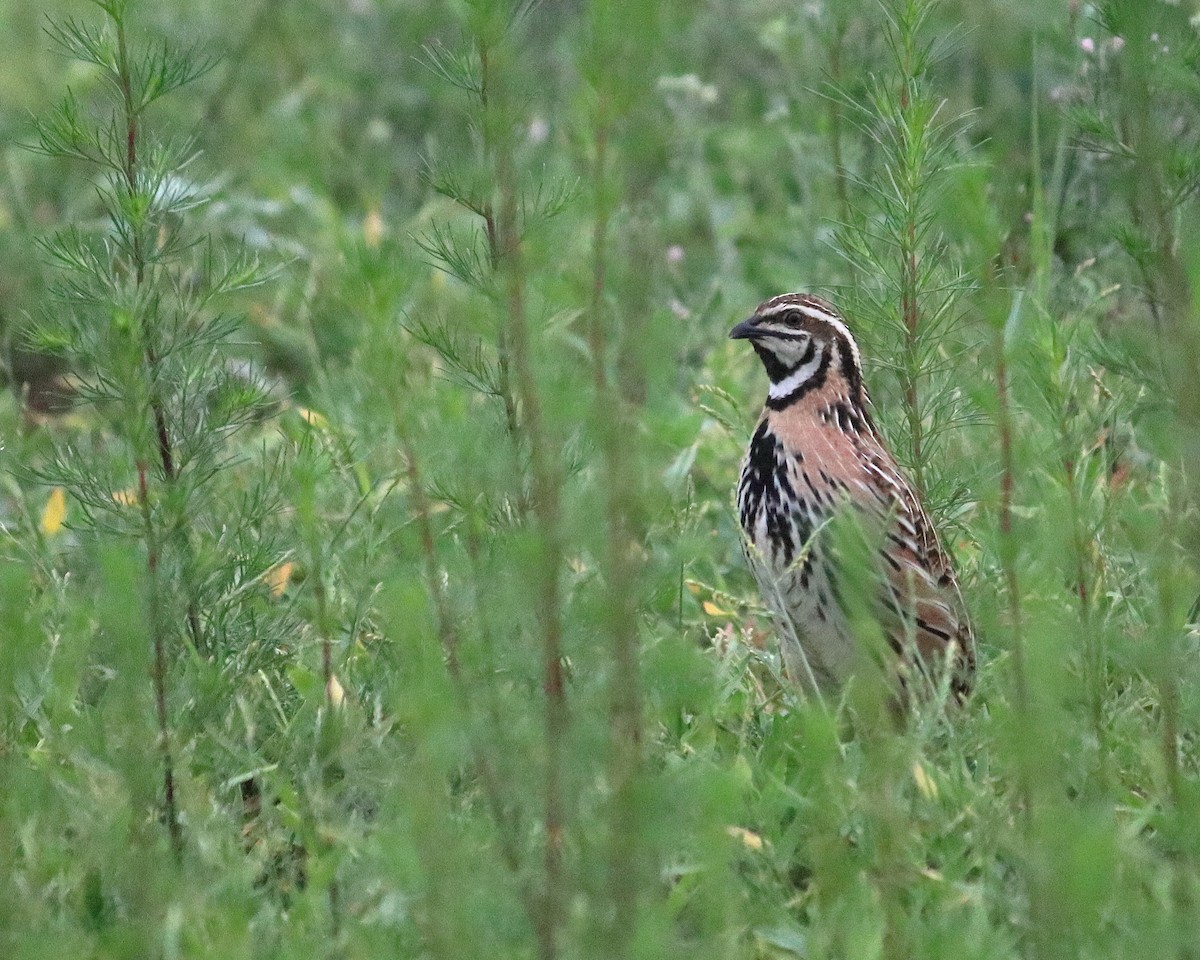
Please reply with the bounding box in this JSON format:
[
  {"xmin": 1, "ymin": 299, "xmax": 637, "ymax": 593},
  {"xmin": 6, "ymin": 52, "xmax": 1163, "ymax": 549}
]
[{"xmin": 860, "ymin": 446, "xmax": 975, "ymax": 698}]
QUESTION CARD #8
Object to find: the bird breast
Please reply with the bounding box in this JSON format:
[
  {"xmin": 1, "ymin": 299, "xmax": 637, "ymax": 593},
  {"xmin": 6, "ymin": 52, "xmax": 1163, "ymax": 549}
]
[{"xmin": 736, "ymin": 416, "xmax": 861, "ymax": 689}]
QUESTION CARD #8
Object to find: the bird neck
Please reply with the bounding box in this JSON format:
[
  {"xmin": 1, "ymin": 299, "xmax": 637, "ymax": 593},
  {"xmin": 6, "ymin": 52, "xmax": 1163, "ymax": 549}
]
[{"xmin": 761, "ymin": 339, "xmax": 868, "ymax": 414}]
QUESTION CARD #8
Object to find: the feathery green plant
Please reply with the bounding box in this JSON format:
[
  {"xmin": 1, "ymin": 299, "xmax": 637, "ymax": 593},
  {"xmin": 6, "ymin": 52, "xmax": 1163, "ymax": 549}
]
[
  {"xmin": 23, "ymin": 0, "xmax": 273, "ymax": 854},
  {"xmin": 7, "ymin": 0, "xmax": 1200, "ymax": 957},
  {"xmin": 1078, "ymin": 0, "xmax": 1200, "ymax": 896},
  {"xmin": 828, "ymin": 0, "xmax": 975, "ymax": 512}
]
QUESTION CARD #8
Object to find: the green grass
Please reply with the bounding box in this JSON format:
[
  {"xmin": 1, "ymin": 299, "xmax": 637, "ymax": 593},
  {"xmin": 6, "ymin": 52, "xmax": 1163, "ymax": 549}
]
[{"xmin": 3, "ymin": 0, "xmax": 1200, "ymax": 957}]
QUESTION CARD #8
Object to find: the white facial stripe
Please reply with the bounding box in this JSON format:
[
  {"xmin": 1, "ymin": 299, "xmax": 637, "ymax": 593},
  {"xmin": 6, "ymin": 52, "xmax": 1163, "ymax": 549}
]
[
  {"xmin": 759, "ymin": 322, "xmax": 803, "ymax": 338},
  {"xmin": 768, "ymin": 347, "xmax": 824, "ymax": 400},
  {"xmin": 758, "ymin": 301, "xmax": 796, "ymax": 319},
  {"xmin": 757, "ymin": 298, "xmax": 862, "ymax": 373},
  {"xmin": 792, "ymin": 302, "xmax": 840, "ymax": 325},
  {"xmin": 821, "ymin": 315, "xmax": 860, "ymax": 370}
]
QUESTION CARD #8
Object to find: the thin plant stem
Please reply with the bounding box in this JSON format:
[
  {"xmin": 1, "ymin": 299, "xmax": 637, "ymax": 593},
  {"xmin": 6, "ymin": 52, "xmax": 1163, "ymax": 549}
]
[
  {"xmin": 1030, "ymin": 43, "xmax": 1108, "ymax": 780},
  {"xmin": 895, "ymin": 1, "xmax": 925, "ymax": 496},
  {"xmin": 139, "ymin": 459, "xmax": 183, "ymax": 858},
  {"xmin": 478, "ymin": 39, "xmax": 520, "ymax": 442},
  {"xmin": 995, "ymin": 305, "xmax": 1045, "ymax": 960},
  {"xmin": 1155, "ymin": 500, "xmax": 1184, "ymax": 809},
  {"xmin": 115, "ymin": 11, "xmax": 186, "ymax": 855},
  {"xmin": 307, "ymin": 515, "xmax": 341, "ymax": 941},
  {"xmin": 398, "ymin": 417, "xmax": 541, "ymax": 929},
  {"xmin": 115, "ymin": 15, "xmax": 206, "ymax": 657},
  {"xmin": 586, "ymin": 81, "xmax": 641, "ymax": 955},
  {"xmin": 1114, "ymin": 4, "xmax": 1195, "ymax": 810},
  {"xmin": 309, "ymin": 544, "xmax": 333, "ymax": 689},
  {"xmin": 496, "ymin": 99, "xmax": 567, "ymax": 960},
  {"xmin": 1059, "ymin": 428, "xmax": 1106, "ymax": 775},
  {"xmin": 995, "ymin": 321, "xmax": 1030, "ymax": 786}
]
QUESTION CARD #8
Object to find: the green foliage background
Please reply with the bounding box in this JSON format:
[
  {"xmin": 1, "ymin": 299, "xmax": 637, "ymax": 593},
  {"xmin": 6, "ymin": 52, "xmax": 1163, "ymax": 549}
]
[{"xmin": 4, "ymin": 0, "xmax": 1200, "ymax": 957}]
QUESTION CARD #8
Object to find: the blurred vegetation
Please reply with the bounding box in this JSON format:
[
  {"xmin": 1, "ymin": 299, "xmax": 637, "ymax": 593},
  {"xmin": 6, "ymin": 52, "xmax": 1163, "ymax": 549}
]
[{"xmin": 4, "ymin": 0, "xmax": 1200, "ymax": 957}]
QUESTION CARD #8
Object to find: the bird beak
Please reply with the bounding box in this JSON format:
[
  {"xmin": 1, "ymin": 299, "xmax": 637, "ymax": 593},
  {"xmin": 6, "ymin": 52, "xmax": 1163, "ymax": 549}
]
[{"xmin": 729, "ymin": 316, "xmax": 761, "ymax": 340}]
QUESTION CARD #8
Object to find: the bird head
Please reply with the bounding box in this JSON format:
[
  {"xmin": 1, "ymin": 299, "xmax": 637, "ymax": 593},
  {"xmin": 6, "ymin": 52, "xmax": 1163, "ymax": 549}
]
[{"xmin": 730, "ymin": 293, "xmax": 864, "ymax": 408}]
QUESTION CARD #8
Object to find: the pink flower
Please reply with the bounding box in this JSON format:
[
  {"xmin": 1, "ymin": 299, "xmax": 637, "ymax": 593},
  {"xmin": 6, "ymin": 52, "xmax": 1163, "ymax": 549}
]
[{"xmin": 1080, "ymin": 37, "xmax": 1096, "ymax": 55}]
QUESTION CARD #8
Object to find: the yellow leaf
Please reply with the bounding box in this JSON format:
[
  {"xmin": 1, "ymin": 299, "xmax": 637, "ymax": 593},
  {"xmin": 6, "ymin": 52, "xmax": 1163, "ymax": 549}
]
[
  {"xmin": 40, "ymin": 487, "xmax": 67, "ymax": 536},
  {"xmin": 264, "ymin": 561, "xmax": 293, "ymax": 599},
  {"xmin": 363, "ymin": 208, "xmax": 384, "ymax": 249},
  {"xmin": 326, "ymin": 673, "xmax": 345, "ymax": 708},
  {"xmin": 112, "ymin": 488, "xmax": 139, "ymax": 507},
  {"xmin": 912, "ymin": 762, "xmax": 939, "ymax": 801},
  {"xmin": 703, "ymin": 600, "xmax": 730, "ymax": 617},
  {"xmin": 296, "ymin": 406, "xmax": 330, "ymax": 430},
  {"xmin": 725, "ymin": 825, "xmax": 765, "ymax": 851}
]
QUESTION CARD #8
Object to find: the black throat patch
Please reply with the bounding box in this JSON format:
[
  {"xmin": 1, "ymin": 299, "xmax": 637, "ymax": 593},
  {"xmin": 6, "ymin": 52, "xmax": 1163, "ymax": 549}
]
[
  {"xmin": 764, "ymin": 344, "xmax": 830, "ymax": 411},
  {"xmin": 751, "ymin": 340, "xmax": 801, "ymax": 382}
]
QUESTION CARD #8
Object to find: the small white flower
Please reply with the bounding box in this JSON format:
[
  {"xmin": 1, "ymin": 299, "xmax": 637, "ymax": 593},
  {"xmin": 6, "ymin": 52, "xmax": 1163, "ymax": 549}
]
[
  {"xmin": 366, "ymin": 118, "xmax": 391, "ymax": 143},
  {"xmin": 1080, "ymin": 37, "xmax": 1096, "ymax": 54},
  {"xmin": 657, "ymin": 74, "xmax": 719, "ymax": 109}
]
